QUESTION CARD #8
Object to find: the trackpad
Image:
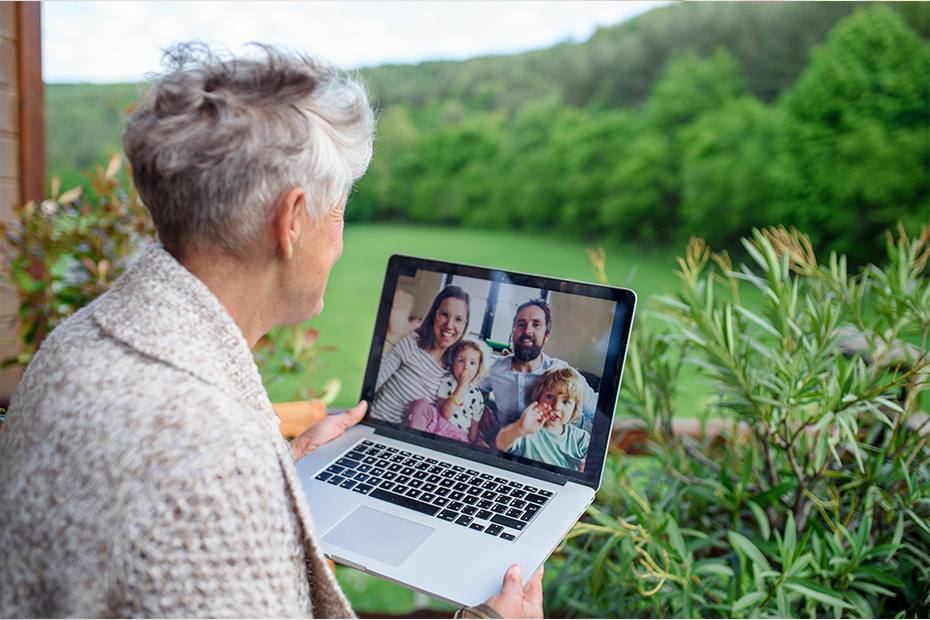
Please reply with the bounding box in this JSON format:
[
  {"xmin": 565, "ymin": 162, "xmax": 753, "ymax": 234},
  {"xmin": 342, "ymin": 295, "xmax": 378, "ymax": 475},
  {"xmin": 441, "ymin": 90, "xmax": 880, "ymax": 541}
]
[{"xmin": 321, "ymin": 506, "xmax": 435, "ymax": 567}]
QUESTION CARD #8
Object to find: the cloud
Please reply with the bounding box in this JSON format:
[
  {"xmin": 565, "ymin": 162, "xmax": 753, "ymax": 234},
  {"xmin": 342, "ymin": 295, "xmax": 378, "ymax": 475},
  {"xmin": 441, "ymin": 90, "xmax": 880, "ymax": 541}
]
[{"xmin": 42, "ymin": 1, "xmax": 669, "ymax": 83}]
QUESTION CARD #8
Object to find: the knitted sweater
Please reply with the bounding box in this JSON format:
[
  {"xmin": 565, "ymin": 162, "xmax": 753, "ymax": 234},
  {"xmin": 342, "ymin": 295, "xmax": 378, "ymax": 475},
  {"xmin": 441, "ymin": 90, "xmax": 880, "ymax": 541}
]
[{"xmin": 0, "ymin": 245, "xmax": 355, "ymax": 618}]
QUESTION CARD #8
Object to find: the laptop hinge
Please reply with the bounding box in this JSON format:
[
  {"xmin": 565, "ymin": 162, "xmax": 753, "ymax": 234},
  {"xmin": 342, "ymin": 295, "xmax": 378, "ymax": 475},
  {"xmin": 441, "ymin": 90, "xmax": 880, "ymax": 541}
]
[{"xmin": 372, "ymin": 425, "xmax": 571, "ymax": 486}]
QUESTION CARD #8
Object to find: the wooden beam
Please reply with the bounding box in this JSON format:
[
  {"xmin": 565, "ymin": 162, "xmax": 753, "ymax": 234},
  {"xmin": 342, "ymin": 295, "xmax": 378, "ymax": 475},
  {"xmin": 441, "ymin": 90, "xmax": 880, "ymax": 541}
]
[{"xmin": 18, "ymin": 1, "xmax": 43, "ymax": 203}]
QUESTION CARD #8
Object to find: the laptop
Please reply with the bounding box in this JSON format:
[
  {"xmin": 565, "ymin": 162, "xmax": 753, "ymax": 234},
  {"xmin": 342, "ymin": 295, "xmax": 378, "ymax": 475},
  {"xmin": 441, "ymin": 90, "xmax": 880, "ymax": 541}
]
[{"xmin": 294, "ymin": 254, "xmax": 636, "ymax": 606}]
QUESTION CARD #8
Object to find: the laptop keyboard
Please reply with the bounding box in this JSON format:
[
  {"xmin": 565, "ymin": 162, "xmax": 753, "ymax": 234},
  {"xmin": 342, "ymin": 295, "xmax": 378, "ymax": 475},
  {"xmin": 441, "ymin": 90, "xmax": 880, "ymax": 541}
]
[{"xmin": 313, "ymin": 439, "xmax": 553, "ymax": 542}]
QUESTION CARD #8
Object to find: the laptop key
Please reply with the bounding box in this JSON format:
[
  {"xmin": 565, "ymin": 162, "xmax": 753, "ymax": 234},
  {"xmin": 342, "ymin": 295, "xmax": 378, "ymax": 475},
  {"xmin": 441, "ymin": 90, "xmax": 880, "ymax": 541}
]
[
  {"xmin": 469, "ymin": 523, "xmax": 485, "ymax": 532},
  {"xmin": 433, "ymin": 497, "xmax": 449, "ymax": 507},
  {"xmin": 340, "ymin": 479, "xmax": 357, "ymax": 489},
  {"xmin": 369, "ymin": 488, "xmax": 440, "ymax": 516},
  {"xmin": 328, "ymin": 475, "xmax": 345, "ymax": 485},
  {"xmin": 476, "ymin": 509, "xmax": 493, "ymax": 520},
  {"xmin": 485, "ymin": 524, "xmax": 504, "ymax": 536},
  {"xmin": 491, "ymin": 514, "xmax": 526, "ymax": 530},
  {"xmin": 524, "ymin": 493, "xmax": 548, "ymax": 505},
  {"xmin": 316, "ymin": 472, "xmax": 333, "ymax": 482},
  {"xmin": 406, "ymin": 488, "xmax": 422, "ymax": 499},
  {"xmin": 438, "ymin": 509, "xmax": 457, "ymax": 521},
  {"xmin": 507, "ymin": 508, "xmax": 523, "ymax": 518},
  {"xmin": 462, "ymin": 505, "xmax": 478, "ymax": 516},
  {"xmin": 420, "ymin": 493, "xmax": 436, "ymax": 503},
  {"xmin": 455, "ymin": 515, "xmax": 473, "ymax": 527},
  {"xmin": 353, "ymin": 483, "xmax": 374, "ymax": 494},
  {"xmin": 448, "ymin": 501, "xmax": 464, "ymax": 511},
  {"xmin": 500, "ymin": 533, "xmax": 516, "ymax": 541}
]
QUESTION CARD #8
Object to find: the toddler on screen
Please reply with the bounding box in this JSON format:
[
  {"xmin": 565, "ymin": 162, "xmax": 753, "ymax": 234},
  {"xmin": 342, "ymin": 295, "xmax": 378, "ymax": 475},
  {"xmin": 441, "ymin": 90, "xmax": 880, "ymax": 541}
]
[
  {"xmin": 495, "ymin": 366, "xmax": 590, "ymax": 471},
  {"xmin": 405, "ymin": 339, "xmax": 490, "ymax": 445}
]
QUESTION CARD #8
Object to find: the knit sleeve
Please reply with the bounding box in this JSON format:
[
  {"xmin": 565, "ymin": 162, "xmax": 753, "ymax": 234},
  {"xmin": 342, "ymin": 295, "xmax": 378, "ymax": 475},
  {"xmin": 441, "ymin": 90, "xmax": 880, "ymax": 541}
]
[{"xmin": 111, "ymin": 391, "xmax": 331, "ymax": 618}]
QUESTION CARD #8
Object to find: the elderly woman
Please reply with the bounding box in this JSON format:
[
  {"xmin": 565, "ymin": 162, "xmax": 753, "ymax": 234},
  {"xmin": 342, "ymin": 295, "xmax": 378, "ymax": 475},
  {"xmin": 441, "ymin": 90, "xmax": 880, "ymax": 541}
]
[
  {"xmin": 369, "ymin": 285, "xmax": 470, "ymax": 424},
  {"xmin": 0, "ymin": 44, "xmax": 541, "ymax": 619}
]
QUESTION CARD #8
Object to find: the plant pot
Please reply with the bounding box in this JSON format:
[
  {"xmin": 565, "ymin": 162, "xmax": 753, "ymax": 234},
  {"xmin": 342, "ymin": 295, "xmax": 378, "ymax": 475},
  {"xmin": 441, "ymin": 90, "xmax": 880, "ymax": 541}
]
[{"xmin": 273, "ymin": 398, "xmax": 328, "ymax": 438}]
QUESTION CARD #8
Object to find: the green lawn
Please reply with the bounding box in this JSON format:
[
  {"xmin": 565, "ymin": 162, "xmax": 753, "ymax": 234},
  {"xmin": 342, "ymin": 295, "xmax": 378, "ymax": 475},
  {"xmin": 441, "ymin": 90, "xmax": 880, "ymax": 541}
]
[{"xmin": 265, "ymin": 222, "xmax": 682, "ymax": 408}]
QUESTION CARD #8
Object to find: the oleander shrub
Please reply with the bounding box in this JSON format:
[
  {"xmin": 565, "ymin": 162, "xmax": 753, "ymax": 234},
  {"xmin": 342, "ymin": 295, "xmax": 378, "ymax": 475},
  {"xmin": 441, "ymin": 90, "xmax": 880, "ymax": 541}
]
[{"xmin": 545, "ymin": 224, "xmax": 930, "ymax": 618}]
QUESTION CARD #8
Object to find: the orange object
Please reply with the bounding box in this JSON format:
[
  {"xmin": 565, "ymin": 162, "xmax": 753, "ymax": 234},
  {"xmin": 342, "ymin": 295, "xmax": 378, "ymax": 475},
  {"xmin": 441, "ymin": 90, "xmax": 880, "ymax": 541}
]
[{"xmin": 274, "ymin": 399, "xmax": 328, "ymax": 438}]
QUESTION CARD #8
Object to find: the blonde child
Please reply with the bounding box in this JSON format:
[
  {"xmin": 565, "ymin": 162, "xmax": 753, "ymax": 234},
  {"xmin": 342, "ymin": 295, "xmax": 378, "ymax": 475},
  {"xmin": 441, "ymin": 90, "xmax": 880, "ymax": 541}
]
[
  {"xmin": 405, "ymin": 339, "xmax": 490, "ymax": 444},
  {"xmin": 495, "ymin": 366, "xmax": 590, "ymax": 471}
]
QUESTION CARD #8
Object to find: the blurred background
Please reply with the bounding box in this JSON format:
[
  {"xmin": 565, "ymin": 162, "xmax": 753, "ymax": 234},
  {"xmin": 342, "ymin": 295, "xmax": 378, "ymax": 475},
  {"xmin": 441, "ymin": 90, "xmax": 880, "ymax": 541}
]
[{"xmin": 36, "ymin": 1, "xmax": 929, "ymax": 412}]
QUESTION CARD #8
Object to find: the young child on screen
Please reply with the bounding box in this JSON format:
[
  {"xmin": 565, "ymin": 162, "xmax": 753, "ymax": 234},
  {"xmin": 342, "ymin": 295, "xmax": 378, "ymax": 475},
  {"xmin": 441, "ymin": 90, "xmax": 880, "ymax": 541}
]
[
  {"xmin": 405, "ymin": 339, "xmax": 490, "ymax": 445},
  {"xmin": 495, "ymin": 366, "xmax": 590, "ymax": 471}
]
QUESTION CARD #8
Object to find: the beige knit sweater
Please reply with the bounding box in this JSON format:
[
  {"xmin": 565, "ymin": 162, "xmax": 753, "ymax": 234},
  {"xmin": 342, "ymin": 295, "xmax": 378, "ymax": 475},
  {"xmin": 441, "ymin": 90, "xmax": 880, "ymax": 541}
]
[{"xmin": 0, "ymin": 244, "xmax": 355, "ymax": 618}]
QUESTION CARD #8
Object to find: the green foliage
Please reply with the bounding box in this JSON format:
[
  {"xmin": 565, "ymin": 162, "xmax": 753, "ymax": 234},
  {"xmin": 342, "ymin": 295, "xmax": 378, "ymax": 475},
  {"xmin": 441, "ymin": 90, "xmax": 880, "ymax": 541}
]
[
  {"xmin": 252, "ymin": 324, "xmax": 342, "ymax": 404},
  {"xmin": 0, "ymin": 155, "xmax": 155, "ymax": 367},
  {"xmin": 545, "ymin": 225, "xmax": 930, "ymax": 618},
  {"xmin": 772, "ymin": 4, "xmax": 930, "ymax": 258},
  {"xmin": 45, "ymin": 82, "xmax": 142, "ymax": 194},
  {"xmin": 47, "ymin": 3, "xmax": 928, "ymax": 267}
]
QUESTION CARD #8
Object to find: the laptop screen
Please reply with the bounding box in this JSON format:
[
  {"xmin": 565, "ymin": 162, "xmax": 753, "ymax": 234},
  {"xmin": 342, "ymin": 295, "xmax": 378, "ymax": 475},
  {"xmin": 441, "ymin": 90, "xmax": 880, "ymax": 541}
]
[{"xmin": 361, "ymin": 255, "xmax": 636, "ymax": 489}]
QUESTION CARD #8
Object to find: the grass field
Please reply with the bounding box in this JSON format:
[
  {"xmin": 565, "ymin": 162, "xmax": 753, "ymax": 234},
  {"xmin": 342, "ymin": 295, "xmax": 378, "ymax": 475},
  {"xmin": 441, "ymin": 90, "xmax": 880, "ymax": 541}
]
[{"xmin": 265, "ymin": 222, "xmax": 683, "ymax": 408}]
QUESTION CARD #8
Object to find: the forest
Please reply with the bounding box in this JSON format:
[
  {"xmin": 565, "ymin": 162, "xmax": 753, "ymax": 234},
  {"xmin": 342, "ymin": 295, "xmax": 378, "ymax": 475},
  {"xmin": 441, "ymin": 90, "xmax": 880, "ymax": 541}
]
[{"xmin": 45, "ymin": 1, "xmax": 929, "ymax": 265}]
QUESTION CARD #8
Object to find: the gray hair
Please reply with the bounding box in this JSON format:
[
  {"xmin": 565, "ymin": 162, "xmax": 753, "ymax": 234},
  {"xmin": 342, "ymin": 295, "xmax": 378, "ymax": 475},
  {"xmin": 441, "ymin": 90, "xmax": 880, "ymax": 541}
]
[{"xmin": 123, "ymin": 42, "xmax": 375, "ymax": 258}]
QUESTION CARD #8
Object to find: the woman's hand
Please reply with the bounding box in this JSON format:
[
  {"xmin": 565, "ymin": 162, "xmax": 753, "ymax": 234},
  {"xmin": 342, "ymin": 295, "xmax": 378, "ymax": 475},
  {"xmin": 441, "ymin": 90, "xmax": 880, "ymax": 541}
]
[
  {"xmin": 482, "ymin": 564, "xmax": 544, "ymax": 619},
  {"xmin": 289, "ymin": 401, "xmax": 367, "ymax": 461}
]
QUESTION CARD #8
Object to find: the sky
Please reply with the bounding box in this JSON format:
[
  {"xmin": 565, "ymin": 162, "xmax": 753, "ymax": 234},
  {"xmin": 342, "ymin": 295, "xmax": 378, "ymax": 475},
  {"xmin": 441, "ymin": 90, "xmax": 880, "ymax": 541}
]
[{"xmin": 42, "ymin": 1, "xmax": 671, "ymax": 84}]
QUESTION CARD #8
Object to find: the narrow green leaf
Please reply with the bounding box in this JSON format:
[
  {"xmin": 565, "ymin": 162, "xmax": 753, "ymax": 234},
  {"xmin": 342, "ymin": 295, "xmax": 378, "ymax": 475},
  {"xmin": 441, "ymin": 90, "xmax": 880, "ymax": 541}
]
[
  {"xmin": 729, "ymin": 531, "xmax": 771, "ymax": 571},
  {"xmin": 783, "ymin": 512, "xmax": 797, "ymax": 563},
  {"xmin": 692, "ymin": 560, "xmax": 734, "ymax": 578},
  {"xmin": 784, "ymin": 579, "xmax": 853, "ymax": 609},
  {"xmin": 854, "ymin": 565, "xmax": 905, "ymax": 588},
  {"xmin": 733, "ymin": 591, "xmax": 767, "ymax": 612},
  {"xmin": 747, "ymin": 500, "xmax": 770, "ymax": 541},
  {"xmin": 776, "ymin": 586, "xmax": 789, "ymax": 619}
]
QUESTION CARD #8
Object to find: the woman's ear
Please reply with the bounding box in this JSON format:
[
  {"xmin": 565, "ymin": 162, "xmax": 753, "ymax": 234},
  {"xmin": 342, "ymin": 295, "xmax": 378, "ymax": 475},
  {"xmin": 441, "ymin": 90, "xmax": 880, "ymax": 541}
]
[{"xmin": 274, "ymin": 187, "xmax": 307, "ymax": 259}]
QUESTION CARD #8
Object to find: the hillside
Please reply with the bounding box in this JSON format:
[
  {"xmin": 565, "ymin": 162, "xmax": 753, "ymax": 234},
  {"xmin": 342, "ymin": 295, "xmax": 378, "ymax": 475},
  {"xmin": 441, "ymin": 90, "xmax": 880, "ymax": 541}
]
[{"xmin": 43, "ymin": 1, "xmax": 929, "ymax": 264}]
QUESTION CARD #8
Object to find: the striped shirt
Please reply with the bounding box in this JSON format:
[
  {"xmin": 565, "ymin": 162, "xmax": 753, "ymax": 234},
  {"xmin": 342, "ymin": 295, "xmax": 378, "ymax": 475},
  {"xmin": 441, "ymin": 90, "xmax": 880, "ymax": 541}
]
[{"xmin": 370, "ymin": 333, "xmax": 447, "ymax": 424}]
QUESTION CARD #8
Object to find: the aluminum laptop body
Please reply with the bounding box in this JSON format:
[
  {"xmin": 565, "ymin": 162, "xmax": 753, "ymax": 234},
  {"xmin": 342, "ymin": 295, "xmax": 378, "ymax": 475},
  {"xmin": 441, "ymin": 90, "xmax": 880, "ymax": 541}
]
[{"xmin": 294, "ymin": 255, "xmax": 636, "ymax": 606}]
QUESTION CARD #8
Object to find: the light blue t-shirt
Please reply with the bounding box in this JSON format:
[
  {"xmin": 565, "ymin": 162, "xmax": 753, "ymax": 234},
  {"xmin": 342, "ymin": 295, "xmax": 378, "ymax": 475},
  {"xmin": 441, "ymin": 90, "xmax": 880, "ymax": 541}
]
[{"xmin": 509, "ymin": 423, "xmax": 590, "ymax": 471}]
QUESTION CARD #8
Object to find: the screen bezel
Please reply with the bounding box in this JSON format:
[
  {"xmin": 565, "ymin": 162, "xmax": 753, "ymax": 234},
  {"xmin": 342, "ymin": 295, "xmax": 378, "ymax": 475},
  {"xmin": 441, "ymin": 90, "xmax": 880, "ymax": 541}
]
[{"xmin": 359, "ymin": 254, "xmax": 637, "ymax": 489}]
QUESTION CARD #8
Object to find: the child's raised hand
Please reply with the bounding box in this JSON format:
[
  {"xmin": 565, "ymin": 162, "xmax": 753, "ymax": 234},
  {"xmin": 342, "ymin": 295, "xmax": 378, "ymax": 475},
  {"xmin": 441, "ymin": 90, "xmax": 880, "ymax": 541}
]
[
  {"xmin": 518, "ymin": 402, "xmax": 548, "ymax": 435},
  {"xmin": 457, "ymin": 363, "xmax": 478, "ymax": 388}
]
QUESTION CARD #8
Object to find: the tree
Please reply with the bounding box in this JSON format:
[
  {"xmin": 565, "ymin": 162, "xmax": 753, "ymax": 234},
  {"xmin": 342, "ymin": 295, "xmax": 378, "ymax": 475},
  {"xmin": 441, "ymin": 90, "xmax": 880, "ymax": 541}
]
[{"xmin": 771, "ymin": 5, "xmax": 930, "ymax": 263}]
